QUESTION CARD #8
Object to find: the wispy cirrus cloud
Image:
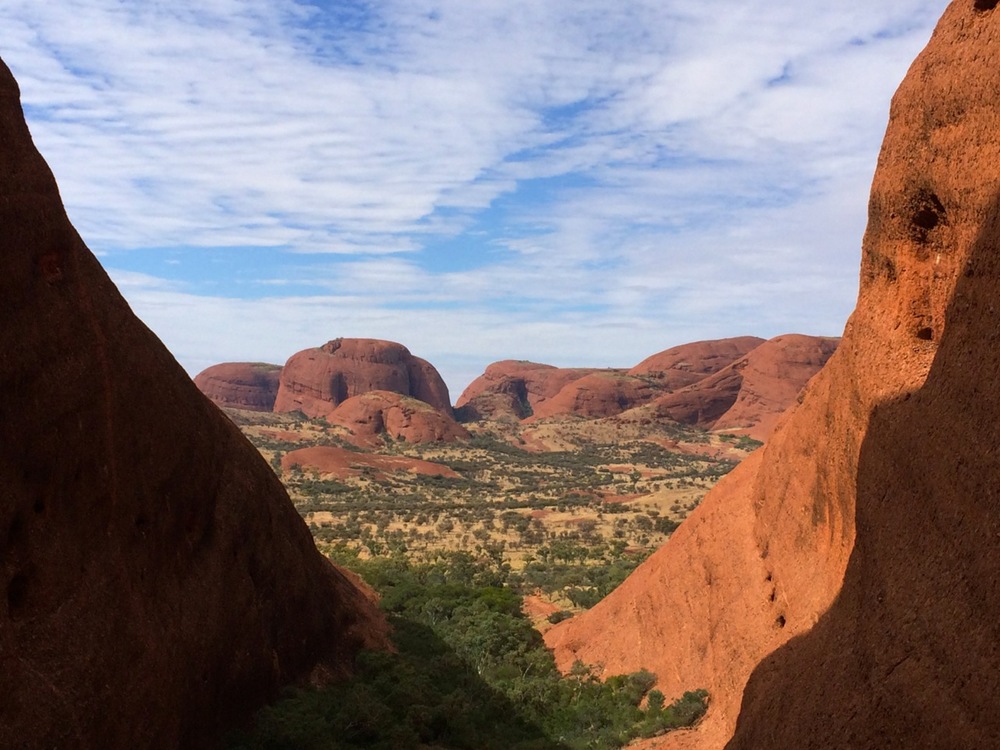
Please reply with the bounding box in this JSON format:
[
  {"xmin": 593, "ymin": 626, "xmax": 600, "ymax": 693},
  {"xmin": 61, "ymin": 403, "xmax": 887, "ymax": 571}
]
[{"xmin": 0, "ymin": 0, "xmax": 949, "ymax": 393}]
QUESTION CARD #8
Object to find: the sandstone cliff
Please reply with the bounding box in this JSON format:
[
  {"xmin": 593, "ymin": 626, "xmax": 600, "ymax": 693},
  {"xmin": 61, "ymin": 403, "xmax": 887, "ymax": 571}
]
[
  {"xmin": 0, "ymin": 58, "xmax": 388, "ymax": 750},
  {"xmin": 729, "ymin": 2, "xmax": 1000, "ymax": 746},
  {"xmin": 274, "ymin": 338, "xmax": 452, "ymax": 418},
  {"xmin": 546, "ymin": 2, "xmax": 989, "ymax": 748},
  {"xmin": 193, "ymin": 361, "xmax": 283, "ymax": 412}
]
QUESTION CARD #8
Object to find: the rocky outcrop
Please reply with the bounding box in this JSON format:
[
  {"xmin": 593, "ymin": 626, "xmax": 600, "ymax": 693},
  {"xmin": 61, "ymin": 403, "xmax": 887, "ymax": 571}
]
[
  {"xmin": 274, "ymin": 338, "xmax": 452, "ymax": 418},
  {"xmin": 728, "ymin": 3, "xmax": 1000, "ymax": 747},
  {"xmin": 455, "ymin": 360, "xmax": 607, "ymax": 421},
  {"xmin": 649, "ymin": 335, "xmax": 838, "ymax": 439},
  {"xmin": 628, "ymin": 336, "xmax": 764, "ymax": 390},
  {"xmin": 193, "ymin": 362, "xmax": 283, "ymax": 412},
  {"xmin": 529, "ymin": 372, "xmax": 663, "ymax": 420},
  {"xmin": 547, "ymin": 3, "xmax": 993, "ymax": 747},
  {"xmin": 326, "ymin": 390, "xmax": 469, "ymax": 448},
  {"xmin": 711, "ymin": 335, "xmax": 838, "ymax": 440},
  {"xmin": 457, "ymin": 338, "xmax": 783, "ymax": 425},
  {"xmin": 0, "ymin": 57, "xmax": 387, "ymax": 750}
]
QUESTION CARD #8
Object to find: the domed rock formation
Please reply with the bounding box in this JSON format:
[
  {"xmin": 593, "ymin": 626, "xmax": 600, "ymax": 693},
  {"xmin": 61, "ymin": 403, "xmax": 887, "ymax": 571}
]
[
  {"xmin": 274, "ymin": 338, "xmax": 452, "ymax": 418},
  {"xmin": 648, "ymin": 335, "xmax": 838, "ymax": 439},
  {"xmin": 326, "ymin": 390, "xmax": 469, "ymax": 448},
  {"xmin": 455, "ymin": 360, "xmax": 607, "ymax": 421},
  {"xmin": 712, "ymin": 335, "xmax": 839, "ymax": 440},
  {"xmin": 547, "ymin": 3, "xmax": 992, "ymax": 748},
  {"xmin": 628, "ymin": 336, "xmax": 765, "ymax": 390},
  {"xmin": 193, "ymin": 362, "xmax": 283, "ymax": 412},
  {"xmin": 0, "ymin": 57, "xmax": 387, "ymax": 750},
  {"xmin": 528, "ymin": 372, "xmax": 664, "ymax": 420}
]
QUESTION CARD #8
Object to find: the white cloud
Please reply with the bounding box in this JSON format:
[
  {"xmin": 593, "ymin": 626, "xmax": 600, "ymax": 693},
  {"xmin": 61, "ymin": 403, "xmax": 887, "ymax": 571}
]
[{"xmin": 0, "ymin": 0, "xmax": 951, "ymax": 395}]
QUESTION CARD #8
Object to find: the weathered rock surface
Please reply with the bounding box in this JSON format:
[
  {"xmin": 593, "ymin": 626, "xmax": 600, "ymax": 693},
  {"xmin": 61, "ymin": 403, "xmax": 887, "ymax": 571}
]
[
  {"xmin": 711, "ymin": 335, "xmax": 839, "ymax": 440},
  {"xmin": 649, "ymin": 335, "xmax": 838, "ymax": 439},
  {"xmin": 193, "ymin": 361, "xmax": 283, "ymax": 412},
  {"xmin": 326, "ymin": 390, "xmax": 469, "ymax": 448},
  {"xmin": 529, "ymin": 372, "xmax": 664, "ymax": 420},
  {"xmin": 628, "ymin": 336, "xmax": 764, "ymax": 390},
  {"xmin": 274, "ymin": 338, "xmax": 452, "ymax": 418},
  {"xmin": 0, "ymin": 58, "xmax": 388, "ymax": 750},
  {"xmin": 547, "ymin": 3, "xmax": 992, "ymax": 747},
  {"xmin": 455, "ymin": 360, "xmax": 607, "ymax": 421},
  {"xmin": 729, "ymin": 3, "xmax": 1000, "ymax": 747}
]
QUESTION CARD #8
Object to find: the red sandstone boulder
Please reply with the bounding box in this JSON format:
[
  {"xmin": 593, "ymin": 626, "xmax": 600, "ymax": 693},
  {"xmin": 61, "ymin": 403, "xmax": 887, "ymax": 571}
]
[
  {"xmin": 326, "ymin": 390, "xmax": 469, "ymax": 448},
  {"xmin": 0, "ymin": 58, "xmax": 387, "ymax": 750},
  {"xmin": 193, "ymin": 361, "xmax": 283, "ymax": 411},
  {"xmin": 547, "ymin": 4, "xmax": 1000, "ymax": 748},
  {"xmin": 274, "ymin": 338, "xmax": 452, "ymax": 418}
]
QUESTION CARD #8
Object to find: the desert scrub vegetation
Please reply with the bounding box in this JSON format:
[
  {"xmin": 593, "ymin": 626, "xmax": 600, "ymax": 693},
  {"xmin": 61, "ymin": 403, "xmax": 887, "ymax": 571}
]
[{"xmin": 228, "ymin": 552, "xmax": 708, "ymax": 750}]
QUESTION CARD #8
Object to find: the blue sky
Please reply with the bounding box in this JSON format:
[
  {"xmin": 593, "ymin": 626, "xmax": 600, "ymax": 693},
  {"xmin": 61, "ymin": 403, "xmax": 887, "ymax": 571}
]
[{"xmin": 2, "ymin": 0, "xmax": 949, "ymax": 397}]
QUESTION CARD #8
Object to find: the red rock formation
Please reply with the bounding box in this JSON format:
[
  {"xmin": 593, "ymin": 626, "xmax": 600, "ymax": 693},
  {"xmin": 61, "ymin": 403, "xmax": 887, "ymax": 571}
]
[
  {"xmin": 274, "ymin": 338, "xmax": 452, "ymax": 418},
  {"xmin": 547, "ymin": 3, "xmax": 987, "ymax": 747},
  {"xmin": 728, "ymin": 3, "xmax": 1000, "ymax": 746},
  {"xmin": 628, "ymin": 336, "xmax": 764, "ymax": 389},
  {"xmin": 455, "ymin": 360, "xmax": 607, "ymax": 420},
  {"xmin": 457, "ymin": 339, "xmax": 766, "ymax": 424},
  {"xmin": 529, "ymin": 372, "xmax": 663, "ymax": 420},
  {"xmin": 0, "ymin": 58, "xmax": 387, "ymax": 750},
  {"xmin": 711, "ymin": 335, "xmax": 838, "ymax": 440},
  {"xmin": 649, "ymin": 335, "xmax": 838, "ymax": 439},
  {"xmin": 193, "ymin": 361, "xmax": 283, "ymax": 412},
  {"xmin": 325, "ymin": 390, "xmax": 469, "ymax": 448}
]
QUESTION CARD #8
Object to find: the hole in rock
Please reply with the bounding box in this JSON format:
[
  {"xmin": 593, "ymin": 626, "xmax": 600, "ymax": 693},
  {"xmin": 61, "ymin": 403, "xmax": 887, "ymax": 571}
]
[
  {"xmin": 33, "ymin": 499, "xmax": 45, "ymax": 515},
  {"xmin": 7, "ymin": 573, "xmax": 28, "ymax": 614},
  {"xmin": 776, "ymin": 614, "xmax": 786, "ymax": 629},
  {"xmin": 909, "ymin": 190, "xmax": 946, "ymax": 240},
  {"xmin": 975, "ymin": 0, "xmax": 999, "ymax": 11},
  {"xmin": 769, "ymin": 588, "xmax": 777, "ymax": 603},
  {"xmin": 916, "ymin": 327, "xmax": 934, "ymax": 341}
]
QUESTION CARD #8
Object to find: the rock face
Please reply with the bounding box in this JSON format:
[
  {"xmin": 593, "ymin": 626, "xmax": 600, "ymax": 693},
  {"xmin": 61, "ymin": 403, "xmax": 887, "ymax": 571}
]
[
  {"xmin": 274, "ymin": 338, "xmax": 452, "ymax": 418},
  {"xmin": 460, "ymin": 340, "xmax": 768, "ymax": 423},
  {"xmin": 0, "ymin": 57, "xmax": 388, "ymax": 750},
  {"xmin": 628, "ymin": 336, "xmax": 765, "ymax": 389},
  {"xmin": 547, "ymin": 3, "xmax": 995, "ymax": 748},
  {"xmin": 650, "ymin": 335, "xmax": 838, "ymax": 440},
  {"xmin": 728, "ymin": 4, "xmax": 1000, "ymax": 747},
  {"xmin": 193, "ymin": 362, "xmax": 283, "ymax": 411},
  {"xmin": 454, "ymin": 360, "xmax": 606, "ymax": 421},
  {"xmin": 529, "ymin": 372, "xmax": 663, "ymax": 420},
  {"xmin": 711, "ymin": 335, "xmax": 839, "ymax": 440},
  {"xmin": 326, "ymin": 391, "xmax": 469, "ymax": 448}
]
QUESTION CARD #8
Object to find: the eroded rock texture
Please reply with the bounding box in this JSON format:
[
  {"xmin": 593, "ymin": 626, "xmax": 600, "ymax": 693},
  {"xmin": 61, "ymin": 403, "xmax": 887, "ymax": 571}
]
[
  {"xmin": 274, "ymin": 338, "xmax": 452, "ymax": 418},
  {"xmin": 0, "ymin": 59, "xmax": 388, "ymax": 750},
  {"xmin": 729, "ymin": 2, "xmax": 1000, "ymax": 746},
  {"xmin": 193, "ymin": 361, "xmax": 283, "ymax": 411},
  {"xmin": 327, "ymin": 390, "xmax": 469, "ymax": 448},
  {"xmin": 547, "ymin": 2, "xmax": 996, "ymax": 748}
]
